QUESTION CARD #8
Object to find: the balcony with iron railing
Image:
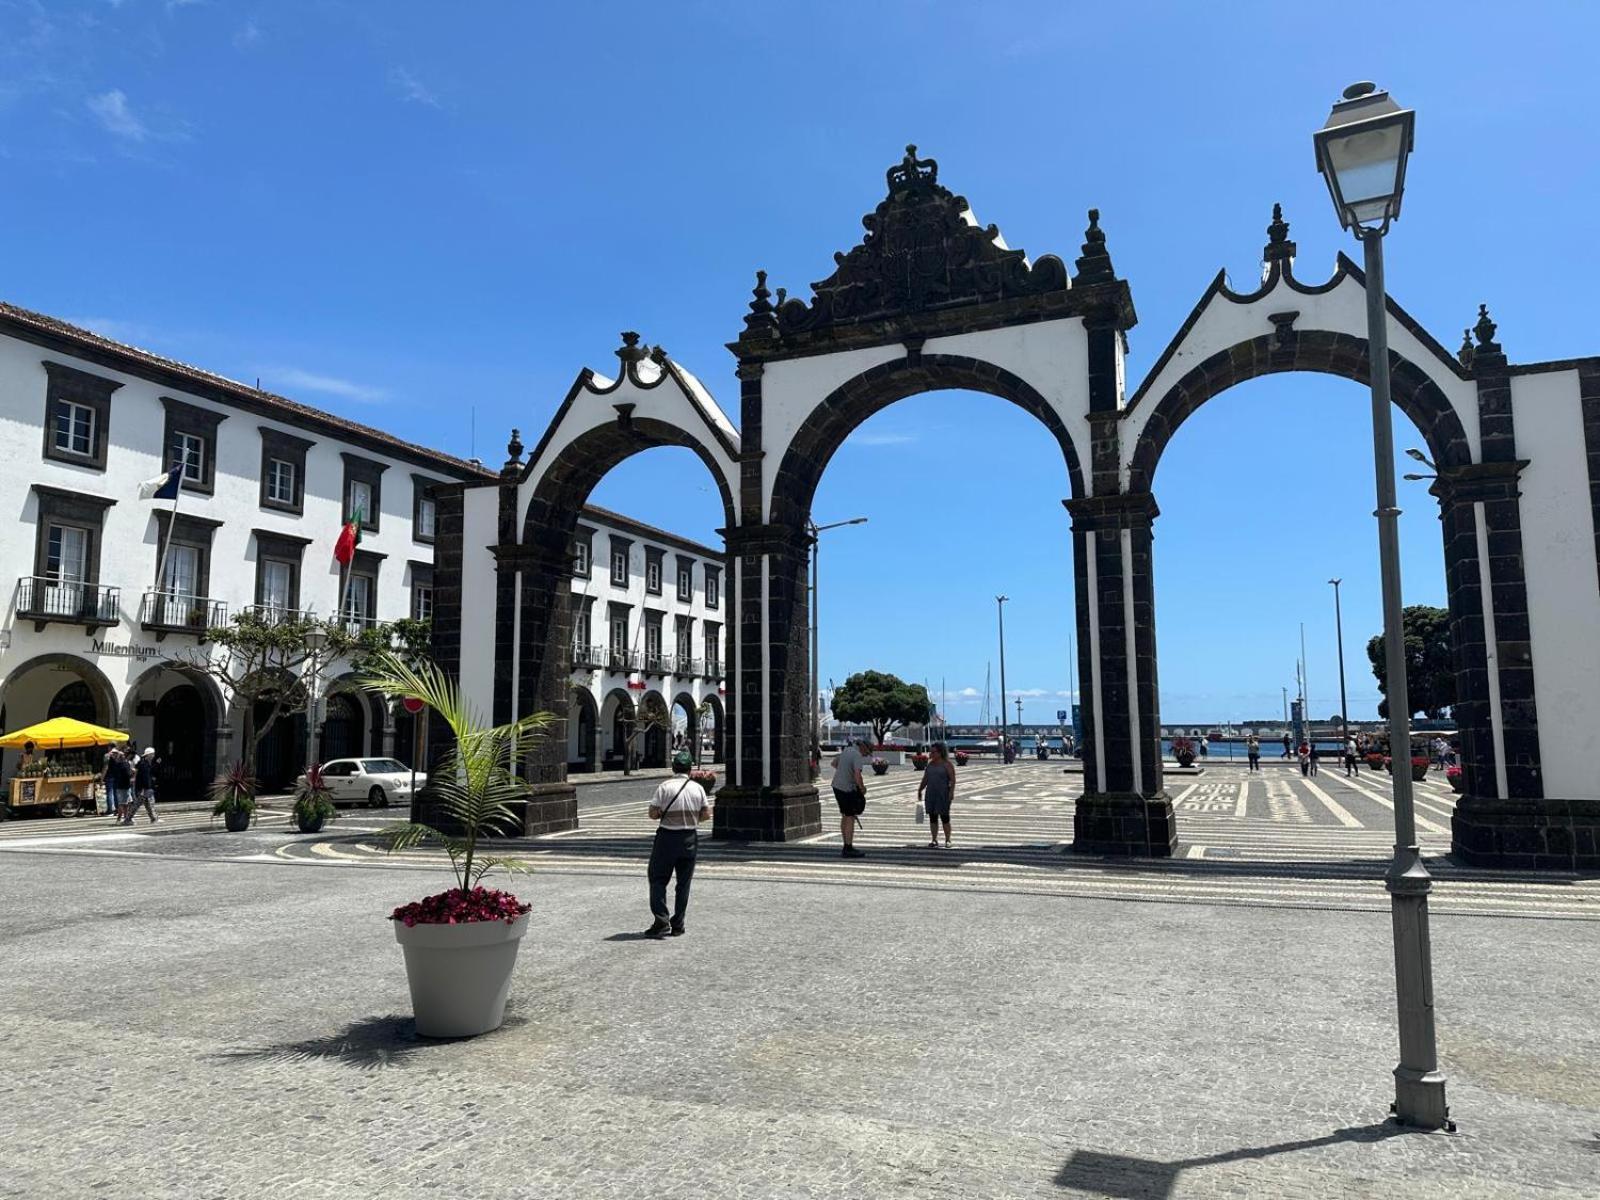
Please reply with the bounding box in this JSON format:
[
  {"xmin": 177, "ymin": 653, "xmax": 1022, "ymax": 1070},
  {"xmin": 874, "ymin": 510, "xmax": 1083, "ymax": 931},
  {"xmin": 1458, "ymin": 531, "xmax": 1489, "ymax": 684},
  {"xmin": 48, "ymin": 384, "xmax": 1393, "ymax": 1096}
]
[
  {"xmin": 642, "ymin": 651, "xmax": 671, "ymax": 677},
  {"xmin": 138, "ymin": 591, "xmax": 227, "ymax": 640},
  {"xmin": 17, "ymin": 576, "xmax": 120, "ymax": 630},
  {"xmin": 606, "ymin": 647, "xmax": 641, "ymax": 673},
  {"xmin": 673, "ymin": 655, "xmax": 703, "ymax": 677},
  {"xmin": 703, "ymin": 658, "xmax": 723, "ymax": 680},
  {"xmin": 571, "ymin": 642, "xmax": 606, "ymax": 670},
  {"xmin": 240, "ymin": 603, "xmax": 317, "ymax": 628},
  {"xmin": 337, "ymin": 612, "xmax": 384, "ymax": 637}
]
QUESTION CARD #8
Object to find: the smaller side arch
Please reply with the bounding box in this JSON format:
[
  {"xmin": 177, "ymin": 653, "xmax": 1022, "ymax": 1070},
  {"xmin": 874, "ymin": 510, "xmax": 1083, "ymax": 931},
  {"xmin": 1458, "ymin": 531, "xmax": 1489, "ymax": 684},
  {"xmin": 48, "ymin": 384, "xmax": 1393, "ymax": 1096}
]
[
  {"xmin": 0, "ymin": 653, "xmax": 118, "ymax": 730},
  {"xmin": 1125, "ymin": 330, "xmax": 1475, "ymax": 494}
]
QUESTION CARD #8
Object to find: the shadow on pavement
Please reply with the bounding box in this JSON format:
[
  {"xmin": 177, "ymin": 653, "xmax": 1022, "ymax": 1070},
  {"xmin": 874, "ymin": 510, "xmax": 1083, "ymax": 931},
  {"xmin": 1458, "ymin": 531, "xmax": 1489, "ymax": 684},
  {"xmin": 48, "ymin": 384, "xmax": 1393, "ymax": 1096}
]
[
  {"xmin": 1053, "ymin": 1121, "xmax": 1417, "ymax": 1197},
  {"xmin": 211, "ymin": 1011, "xmax": 528, "ymax": 1071}
]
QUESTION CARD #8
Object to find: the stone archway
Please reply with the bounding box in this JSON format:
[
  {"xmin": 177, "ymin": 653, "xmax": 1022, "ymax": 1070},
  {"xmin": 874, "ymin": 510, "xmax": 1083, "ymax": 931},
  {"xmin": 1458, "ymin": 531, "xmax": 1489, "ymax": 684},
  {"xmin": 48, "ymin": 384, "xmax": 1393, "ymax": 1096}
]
[
  {"xmin": 670, "ymin": 691, "xmax": 699, "ymax": 763},
  {"xmin": 702, "ymin": 692, "xmax": 725, "ymax": 764},
  {"xmin": 121, "ymin": 662, "xmax": 227, "ymax": 800},
  {"xmin": 568, "ymin": 686, "xmax": 598, "ymax": 773}
]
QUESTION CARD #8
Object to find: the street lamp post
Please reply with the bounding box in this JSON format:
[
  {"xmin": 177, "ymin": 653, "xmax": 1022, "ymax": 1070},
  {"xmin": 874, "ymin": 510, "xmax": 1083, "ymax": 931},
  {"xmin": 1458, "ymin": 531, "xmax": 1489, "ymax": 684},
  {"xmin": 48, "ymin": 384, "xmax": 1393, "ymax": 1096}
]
[
  {"xmin": 996, "ymin": 595, "xmax": 1010, "ymax": 762},
  {"xmin": 808, "ymin": 517, "xmax": 868, "ymax": 768},
  {"xmin": 1315, "ymin": 81, "xmax": 1449, "ymax": 1130},
  {"xmin": 304, "ymin": 625, "xmax": 329, "ymax": 769},
  {"xmin": 1329, "ymin": 578, "xmax": 1351, "ymax": 747}
]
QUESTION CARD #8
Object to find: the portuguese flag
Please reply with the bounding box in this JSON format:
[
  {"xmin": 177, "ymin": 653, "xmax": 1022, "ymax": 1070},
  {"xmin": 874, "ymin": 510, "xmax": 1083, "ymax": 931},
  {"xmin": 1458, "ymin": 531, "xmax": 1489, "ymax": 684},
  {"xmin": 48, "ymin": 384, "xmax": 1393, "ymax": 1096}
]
[{"xmin": 334, "ymin": 510, "xmax": 362, "ymax": 565}]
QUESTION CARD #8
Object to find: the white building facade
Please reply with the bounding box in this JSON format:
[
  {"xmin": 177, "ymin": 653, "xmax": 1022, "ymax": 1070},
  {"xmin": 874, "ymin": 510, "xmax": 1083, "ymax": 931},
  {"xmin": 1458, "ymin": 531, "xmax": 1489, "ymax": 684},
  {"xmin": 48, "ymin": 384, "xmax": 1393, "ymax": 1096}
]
[
  {"xmin": 565, "ymin": 505, "xmax": 725, "ymax": 773},
  {"xmin": 0, "ymin": 301, "xmax": 484, "ymax": 797}
]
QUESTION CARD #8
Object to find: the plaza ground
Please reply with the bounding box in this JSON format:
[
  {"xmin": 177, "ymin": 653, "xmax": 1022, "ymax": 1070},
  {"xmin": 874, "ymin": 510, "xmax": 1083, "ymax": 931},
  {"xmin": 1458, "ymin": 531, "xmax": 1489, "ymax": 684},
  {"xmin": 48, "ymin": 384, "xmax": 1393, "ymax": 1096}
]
[{"xmin": 0, "ymin": 762, "xmax": 1596, "ymax": 1198}]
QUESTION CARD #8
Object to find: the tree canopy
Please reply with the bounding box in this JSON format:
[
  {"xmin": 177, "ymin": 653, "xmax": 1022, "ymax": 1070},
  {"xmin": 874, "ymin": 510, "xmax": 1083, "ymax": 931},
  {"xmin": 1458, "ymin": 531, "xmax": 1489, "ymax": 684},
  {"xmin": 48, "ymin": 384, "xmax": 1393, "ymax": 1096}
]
[
  {"xmin": 830, "ymin": 671, "xmax": 933, "ymax": 745},
  {"xmin": 1366, "ymin": 605, "xmax": 1455, "ymax": 719}
]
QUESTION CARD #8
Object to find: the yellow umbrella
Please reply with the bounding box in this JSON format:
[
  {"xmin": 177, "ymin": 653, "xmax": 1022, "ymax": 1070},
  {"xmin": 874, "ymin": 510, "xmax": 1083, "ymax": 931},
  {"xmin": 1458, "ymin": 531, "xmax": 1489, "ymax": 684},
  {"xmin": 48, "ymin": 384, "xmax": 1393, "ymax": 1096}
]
[{"xmin": 0, "ymin": 716, "xmax": 130, "ymax": 751}]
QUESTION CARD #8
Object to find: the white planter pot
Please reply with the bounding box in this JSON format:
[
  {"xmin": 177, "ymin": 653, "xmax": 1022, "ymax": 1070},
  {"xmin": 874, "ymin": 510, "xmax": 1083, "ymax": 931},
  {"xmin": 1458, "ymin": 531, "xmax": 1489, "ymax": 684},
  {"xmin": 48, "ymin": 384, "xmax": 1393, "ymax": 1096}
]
[{"xmin": 393, "ymin": 912, "xmax": 529, "ymax": 1038}]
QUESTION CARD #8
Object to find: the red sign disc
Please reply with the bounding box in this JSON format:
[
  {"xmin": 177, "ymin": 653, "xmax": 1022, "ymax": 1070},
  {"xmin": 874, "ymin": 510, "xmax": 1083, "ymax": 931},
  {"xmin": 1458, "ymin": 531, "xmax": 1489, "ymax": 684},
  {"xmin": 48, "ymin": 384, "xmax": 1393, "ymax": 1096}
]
[{"xmin": 402, "ymin": 697, "xmax": 425, "ymax": 715}]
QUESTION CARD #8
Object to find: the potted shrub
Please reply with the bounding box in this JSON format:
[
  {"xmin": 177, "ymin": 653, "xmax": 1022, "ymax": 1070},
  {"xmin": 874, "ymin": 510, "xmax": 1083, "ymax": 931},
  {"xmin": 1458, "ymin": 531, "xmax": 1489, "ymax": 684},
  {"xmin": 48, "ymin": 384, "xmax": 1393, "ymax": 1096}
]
[
  {"xmin": 364, "ymin": 651, "xmax": 545, "ymax": 1039},
  {"xmin": 290, "ymin": 763, "xmax": 338, "ymax": 834},
  {"xmin": 1409, "ymin": 755, "xmax": 1430, "ymax": 783},
  {"xmin": 689, "ymin": 767, "xmax": 717, "ymax": 790},
  {"xmin": 870, "ymin": 756, "xmax": 889, "ymax": 776},
  {"xmin": 954, "ymin": 750, "xmax": 969, "ymax": 766},
  {"xmin": 210, "ymin": 761, "xmax": 257, "ymax": 832},
  {"xmin": 1364, "ymin": 752, "xmax": 1385, "ymax": 771},
  {"xmin": 911, "ymin": 752, "xmax": 929, "ymax": 771},
  {"xmin": 1446, "ymin": 766, "xmax": 1464, "ymax": 793},
  {"xmin": 1172, "ymin": 737, "xmax": 1196, "ymax": 768}
]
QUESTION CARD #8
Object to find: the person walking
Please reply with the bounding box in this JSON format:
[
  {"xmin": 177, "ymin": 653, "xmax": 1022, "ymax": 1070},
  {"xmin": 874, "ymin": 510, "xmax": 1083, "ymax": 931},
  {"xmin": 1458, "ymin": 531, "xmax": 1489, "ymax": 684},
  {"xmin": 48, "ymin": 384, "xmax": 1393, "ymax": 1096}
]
[
  {"xmin": 127, "ymin": 747, "xmax": 159, "ymax": 824},
  {"xmin": 103, "ymin": 747, "xmax": 131, "ymax": 818},
  {"xmin": 1307, "ymin": 741, "xmax": 1320, "ymax": 777},
  {"xmin": 1297, "ymin": 740, "xmax": 1311, "ymax": 777},
  {"xmin": 831, "ymin": 736, "xmax": 870, "ymax": 858},
  {"xmin": 918, "ymin": 741, "xmax": 957, "ymax": 848},
  {"xmin": 643, "ymin": 751, "xmax": 712, "ymax": 938},
  {"xmin": 1246, "ymin": 735, "xmax": 1260, "ymax": 772},
  {"xmin": 1343, "ymin": 735, "xmax": 1360, "ymax": 777},
  {"xmin": 1281, "ymin": 733, "xmax": 1293, "ymax": 759}
]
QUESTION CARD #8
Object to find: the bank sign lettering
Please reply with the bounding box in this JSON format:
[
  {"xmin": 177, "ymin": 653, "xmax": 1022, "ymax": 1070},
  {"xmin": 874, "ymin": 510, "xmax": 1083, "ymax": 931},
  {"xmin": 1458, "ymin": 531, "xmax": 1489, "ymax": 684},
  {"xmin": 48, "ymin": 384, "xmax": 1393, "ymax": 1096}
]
[{"xmin": 89, "ymin": 640, "xmax": 164, "ymax": 662}]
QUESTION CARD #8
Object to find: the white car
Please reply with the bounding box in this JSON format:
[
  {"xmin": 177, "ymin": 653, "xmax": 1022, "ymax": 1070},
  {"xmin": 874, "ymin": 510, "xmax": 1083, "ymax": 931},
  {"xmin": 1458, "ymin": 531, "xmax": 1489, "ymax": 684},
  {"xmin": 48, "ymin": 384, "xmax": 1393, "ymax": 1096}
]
[{"xmin": 301, "ymin": 758, "xmax": 425, "ymax": 808}]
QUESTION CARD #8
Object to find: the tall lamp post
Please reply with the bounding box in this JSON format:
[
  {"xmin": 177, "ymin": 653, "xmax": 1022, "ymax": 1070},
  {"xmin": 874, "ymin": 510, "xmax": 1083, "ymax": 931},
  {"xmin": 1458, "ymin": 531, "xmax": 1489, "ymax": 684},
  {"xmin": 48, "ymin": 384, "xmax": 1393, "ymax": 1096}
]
[
  {"xmin": 808, "ymin": 517, "xmax": 868, "ymax": 765},
  {"xmin": 1329, "ymin": 578, "xmax": 1351, "ymax": 747},
  {"xmin": 304, "ymin": 624, "xmax": 329, "ymax": 769},
  {"xmin": 996, "ymin": 595, "xmax": 1010, "ymax": 762},
  {"xmin": 1315, "ymin": 81, "xmax": 1449, "ymax": 1130}
]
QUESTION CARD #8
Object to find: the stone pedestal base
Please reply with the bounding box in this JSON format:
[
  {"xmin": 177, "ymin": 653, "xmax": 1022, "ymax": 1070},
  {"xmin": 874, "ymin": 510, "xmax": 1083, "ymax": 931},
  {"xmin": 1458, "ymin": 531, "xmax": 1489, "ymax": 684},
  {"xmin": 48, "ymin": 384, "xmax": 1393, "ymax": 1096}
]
[
  {"xmin": 713, "ymin": 784, "xmax": 822, "ymax": 841},
  {"xmin": 1072, "ymin": 793, "xmax": 1178, "ymax": 858},
  {"xmin": 521, "ymin": 782, "xmax": 578, "ymax": 837},
  {"xmin": 1451, "ymin": 795, "xmax": 1600, "ymax": 870}
]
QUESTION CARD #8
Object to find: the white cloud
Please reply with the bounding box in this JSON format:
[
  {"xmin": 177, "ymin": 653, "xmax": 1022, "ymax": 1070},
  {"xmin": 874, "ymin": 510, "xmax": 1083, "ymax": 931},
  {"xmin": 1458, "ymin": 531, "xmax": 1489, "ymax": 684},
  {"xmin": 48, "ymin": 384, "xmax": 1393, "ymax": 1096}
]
[
  {"xmin": 233, "ymin": 20, "xmax": 260, "ymax": 48},
  {"xmin": 266, "ymin": 367, "xmax": 387, "ymax": 403},
  {"xmin": 956, "ymin": 687, "xmax": 981, "ymax": 699},
  {"xmin": 846, "ymin": 430, "xmax": 916, "ymax": 447},
  {"xmin": 1014, "ymin": 688, "xmax": 1049, "ymax": 698},
  {"xmin": 390, "ymin": 66, "xmax": 439, "ymax": 108},
  {"xmin": 86, "ymin": 89, "xmax": 146, "ymax": 140}
]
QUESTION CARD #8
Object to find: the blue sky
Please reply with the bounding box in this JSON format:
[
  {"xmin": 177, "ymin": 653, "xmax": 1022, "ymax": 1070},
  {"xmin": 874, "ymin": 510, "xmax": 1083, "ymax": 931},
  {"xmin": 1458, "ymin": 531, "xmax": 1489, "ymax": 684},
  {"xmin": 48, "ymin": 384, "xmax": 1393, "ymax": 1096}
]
[{"xmin": 3, "ymin": 1, "xmax": 1597, "ymax": 723}]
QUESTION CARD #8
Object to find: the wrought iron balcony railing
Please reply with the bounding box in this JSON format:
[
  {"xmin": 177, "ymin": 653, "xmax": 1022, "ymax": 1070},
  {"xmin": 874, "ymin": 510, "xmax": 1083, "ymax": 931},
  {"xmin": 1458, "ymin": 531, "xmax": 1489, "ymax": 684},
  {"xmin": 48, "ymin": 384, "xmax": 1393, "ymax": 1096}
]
[
  {"xmin": 138, "ymin": 591, "xmax": 226, "ymax": 636},
  {"xmin": 240, "ymin": 603, "xmax": 316, "ymax": 627},
  {"xmin": 17, "ymin": 576, "xmax": 119, "ymax": 626}
]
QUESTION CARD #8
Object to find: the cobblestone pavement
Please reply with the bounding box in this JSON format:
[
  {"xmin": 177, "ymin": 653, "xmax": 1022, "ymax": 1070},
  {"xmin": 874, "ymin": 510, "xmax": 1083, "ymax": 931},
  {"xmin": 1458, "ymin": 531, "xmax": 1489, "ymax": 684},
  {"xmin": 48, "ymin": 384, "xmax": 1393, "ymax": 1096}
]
[
  {"xmin": 1, "ymin": 849, "xmax": 1597, "ymax": 1199},
  {"xmin": 1, "ymin": 763, "xmax": 1598, "ymax": 1199}
]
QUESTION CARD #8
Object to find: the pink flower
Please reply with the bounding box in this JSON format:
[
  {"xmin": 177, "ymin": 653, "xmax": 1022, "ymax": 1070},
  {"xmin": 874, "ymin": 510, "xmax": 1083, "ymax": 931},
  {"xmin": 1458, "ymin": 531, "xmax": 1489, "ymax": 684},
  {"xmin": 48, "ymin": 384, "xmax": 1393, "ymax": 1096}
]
[{"xmin": 390, "ymin": 887, "xmax": 531, "ymax": 925}]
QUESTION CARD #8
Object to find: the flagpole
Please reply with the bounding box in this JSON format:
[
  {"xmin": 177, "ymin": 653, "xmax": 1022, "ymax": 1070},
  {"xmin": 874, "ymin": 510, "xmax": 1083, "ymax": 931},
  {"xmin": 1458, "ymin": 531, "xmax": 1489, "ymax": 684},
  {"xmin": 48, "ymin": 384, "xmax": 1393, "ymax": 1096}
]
[{"xmin": 151, "ymin": 472, "xmax": 182, "ymax": 618}]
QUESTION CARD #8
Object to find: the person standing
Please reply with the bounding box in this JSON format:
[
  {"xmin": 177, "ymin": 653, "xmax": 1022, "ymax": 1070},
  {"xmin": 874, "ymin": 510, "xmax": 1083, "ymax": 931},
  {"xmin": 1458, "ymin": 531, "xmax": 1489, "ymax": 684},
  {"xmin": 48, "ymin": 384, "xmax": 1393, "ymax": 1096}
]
[
  {"xmin": 831, "ymin": 736, "xmax": 869, "ymax": 858},
  {"xmin": 1281, "ymin": 733, "xmax": 1293, "ymax": 759},
  {"xmin": 643, "ymin": 751, "xmax": 712, "ymax": 938},
  {"xmin": 918, "ymin": 741, "xmax": 957, "ymax": 848},
  {"xmin": 127, "ymin": 747, "xmax": 159, "ymax": 824},
  {"xmin": 1246, "ymin": 735, "xmax": 1260, "ymax": 772},
  {"xmin": 1344, "ymin": 735, "xmax": 1360, "ymax": 777},
  {"xmin": 1297, "ymin": 740, "xmax": 1311, "ymax": 777},
  {"xmin": 1307, "ymin": 741, "xmax": 1320, "ymax": 777},
  {"xmin": 104, "ymin": 748, "xmax": 131, "ymax": 818}
]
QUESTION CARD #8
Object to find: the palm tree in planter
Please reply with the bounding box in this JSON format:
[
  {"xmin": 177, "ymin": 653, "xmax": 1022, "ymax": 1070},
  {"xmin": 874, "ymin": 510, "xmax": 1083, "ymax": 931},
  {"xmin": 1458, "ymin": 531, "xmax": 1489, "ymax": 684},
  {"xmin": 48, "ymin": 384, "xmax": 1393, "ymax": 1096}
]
[
  {"xmin": 361, "ymin": 650, "xmax": 550, "ymax": 1038},
  {"xmin": 289, "ymin": 763, "xmax": 338, "ymax": 834}
]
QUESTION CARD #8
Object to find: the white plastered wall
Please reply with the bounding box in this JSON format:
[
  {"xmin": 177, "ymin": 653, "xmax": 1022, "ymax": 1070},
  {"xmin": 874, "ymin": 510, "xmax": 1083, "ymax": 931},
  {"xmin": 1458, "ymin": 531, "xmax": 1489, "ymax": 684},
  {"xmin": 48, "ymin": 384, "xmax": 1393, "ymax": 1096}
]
[
  {"xmin": 1511, "ymin": 369, "xmax": 1600, "ymax": 800},
  {"xmin": 1119, "ymin": 270, "xmax": 1481, "ymax": 487}
]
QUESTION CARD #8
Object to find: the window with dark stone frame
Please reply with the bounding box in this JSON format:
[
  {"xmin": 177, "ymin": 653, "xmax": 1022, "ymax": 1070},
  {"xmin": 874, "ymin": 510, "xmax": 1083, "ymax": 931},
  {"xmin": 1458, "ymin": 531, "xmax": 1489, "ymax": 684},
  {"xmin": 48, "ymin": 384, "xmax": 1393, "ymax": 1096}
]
[
  {"xmin": 30, "ymin": 484, "xmax": 115, "ymax": 587},
  {"xmin": 259, "ymin": 426, "xmax": 313, "ymax": 515},
  {"xmin": 675, "ymin": 554, "xmax": 694, "ymax": 603},
  {"xmin": 253, "ymin": 528, "xmax": 311, "ymax": 614},
  {"xmin": 644, "ymin": 546, "xmax": 664, "ymax": 595},
  {"xmin": 159, "ymin": 396, "xmax": 227, "ymax": 496},
  {"xmin": 409, "ymin": 560, "xmax": 434, "ymax": 622},
  {"xmin": 340, "ymin": 452, "xmax": 388, "ymax": 532},
  {"xmin": 704, "ymin": 565, "xmax": 721, "ymax": 610},
  {"xmin": 609, "ymin": 536, "xmax": 632, "ymax": 588},
  {"xmin": 411, "ymin": 474, "xmax": 441, "ymax": 544},
  {"xmin": 572, "ymin": 525, "xmax": 595, "ymax": 579},
  {"xmin": 41, "ymin": 360, "xmax": 121, "ymax": 472}
]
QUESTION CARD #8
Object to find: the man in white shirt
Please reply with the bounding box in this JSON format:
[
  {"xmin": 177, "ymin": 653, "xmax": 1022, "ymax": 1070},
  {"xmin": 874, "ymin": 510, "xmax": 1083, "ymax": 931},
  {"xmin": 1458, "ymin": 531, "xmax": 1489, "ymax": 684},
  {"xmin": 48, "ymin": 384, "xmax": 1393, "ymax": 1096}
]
[
  {"xmin": 644, "ymin": 751, "xmax": 713, "ymax": 938},
  {"xmin": 831, "ymin": 736, "xmax": 870, "ymax": 859}
]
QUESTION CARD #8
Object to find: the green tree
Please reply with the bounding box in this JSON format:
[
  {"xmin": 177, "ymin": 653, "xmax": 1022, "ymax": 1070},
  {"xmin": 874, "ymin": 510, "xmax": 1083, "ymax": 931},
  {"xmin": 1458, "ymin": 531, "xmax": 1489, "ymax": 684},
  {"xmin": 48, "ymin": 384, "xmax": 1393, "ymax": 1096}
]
[
  {"xmin": 1366, "ymin": 605, "xmax": 1455, "ymax": 719},
  {"xmin": 830, "ymin": 671, "xmax": 933, "ymax": 745}
]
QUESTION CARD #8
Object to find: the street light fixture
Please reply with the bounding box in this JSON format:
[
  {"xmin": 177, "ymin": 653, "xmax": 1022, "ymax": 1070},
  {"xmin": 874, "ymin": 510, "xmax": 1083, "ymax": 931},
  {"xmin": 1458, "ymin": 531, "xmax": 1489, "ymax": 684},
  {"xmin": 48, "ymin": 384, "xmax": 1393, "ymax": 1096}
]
[
  {"xmin": 1329, "ymin": 578, "xmax": 1350, "ymax": 748},
  {"xmin": 996, "ymin": 595, "xmax": 1010, "ymax": 762},
  {"xmin": 304, "ymin": 624, "xmax": 329, "ymax": 769},
  {"xmin": 1315, "ymin": 82, "xmax": 1450, "ymax": 1131},
  {"xmin": 808, "ymin": 517, "xmax": 868, "ymax": 765}
]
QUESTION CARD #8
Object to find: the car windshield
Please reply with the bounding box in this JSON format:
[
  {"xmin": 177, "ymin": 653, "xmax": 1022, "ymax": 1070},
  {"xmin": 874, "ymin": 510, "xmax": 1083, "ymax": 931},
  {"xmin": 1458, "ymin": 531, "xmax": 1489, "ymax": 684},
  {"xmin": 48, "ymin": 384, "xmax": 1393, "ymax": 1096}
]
[{"xmin": 362, "ymin": 759, "xmax": 408, "ymax": 775}]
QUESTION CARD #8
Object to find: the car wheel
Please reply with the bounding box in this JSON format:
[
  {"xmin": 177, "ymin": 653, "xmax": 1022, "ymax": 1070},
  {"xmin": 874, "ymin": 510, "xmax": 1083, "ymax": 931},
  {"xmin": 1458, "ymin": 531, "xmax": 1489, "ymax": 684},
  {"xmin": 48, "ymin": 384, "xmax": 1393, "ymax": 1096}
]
[{"xmin": 368, "ymin": 785, "xmax": 387, "ymax": 808}]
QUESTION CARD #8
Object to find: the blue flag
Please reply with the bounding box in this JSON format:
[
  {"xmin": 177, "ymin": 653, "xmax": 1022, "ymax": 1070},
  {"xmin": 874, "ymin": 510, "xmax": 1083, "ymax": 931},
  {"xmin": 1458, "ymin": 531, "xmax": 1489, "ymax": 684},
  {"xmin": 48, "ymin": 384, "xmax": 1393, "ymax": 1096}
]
[{"xmin": 137, "ymin": 464, "xmax": 182, "ymax": 501}]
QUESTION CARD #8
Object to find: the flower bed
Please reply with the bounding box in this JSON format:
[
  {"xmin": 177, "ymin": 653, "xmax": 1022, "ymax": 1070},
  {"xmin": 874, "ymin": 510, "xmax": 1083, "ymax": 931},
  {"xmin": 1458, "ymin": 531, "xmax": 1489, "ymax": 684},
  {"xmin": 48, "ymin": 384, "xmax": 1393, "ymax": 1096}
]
[
  {"xmin": 1446, "ymin": 766, "xmax": 1464, "ymax": 793},
  {"xmin": 392, "ymin": 887, "xmax": 531, "ymax": 927}
]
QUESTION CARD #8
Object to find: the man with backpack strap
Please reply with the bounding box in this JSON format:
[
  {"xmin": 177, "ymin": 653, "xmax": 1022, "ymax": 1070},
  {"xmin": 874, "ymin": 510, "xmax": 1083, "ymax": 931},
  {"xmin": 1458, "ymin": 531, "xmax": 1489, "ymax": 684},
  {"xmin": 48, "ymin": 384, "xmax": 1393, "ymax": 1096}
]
[{"xmin": 644, "ymin": 750, "xmax": 713, "ymax": 939}]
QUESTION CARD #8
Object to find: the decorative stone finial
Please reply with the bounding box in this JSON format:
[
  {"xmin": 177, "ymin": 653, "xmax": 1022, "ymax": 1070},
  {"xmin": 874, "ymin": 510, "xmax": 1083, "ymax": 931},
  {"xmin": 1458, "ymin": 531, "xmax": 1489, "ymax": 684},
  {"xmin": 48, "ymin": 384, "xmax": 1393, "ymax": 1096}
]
[
  {"xmin": 1473, "ymin": 303, "xmax": 1499, "ymax": 351},
  {"xmin": 648, "ymin": 344, "xmax": 669, "ymax": 366},
  {"xmin": 1263, "ymin": 202, "xmax": 1296, "ymax": 265},
  {"xmin": 1457, "ymin": 329, "xmax": 1475, "ymax": 369},
  {"xmin": 506, "ymin": 428, "xmax": 523, "ymax": 463},
  {"xmin": 1072, "ymin": 208, "xmax": 1115, "ymax": 285},
  {"xmin": 743, "ymin": 269, "xmax": 778, "ymax": 334},
  {"xmin": 886, "ymin": 144, "xmax": 938, "ymax": 193},
  {"xmin": 616, "ymin": 330, "xmax": 649, "ymax": 364}
]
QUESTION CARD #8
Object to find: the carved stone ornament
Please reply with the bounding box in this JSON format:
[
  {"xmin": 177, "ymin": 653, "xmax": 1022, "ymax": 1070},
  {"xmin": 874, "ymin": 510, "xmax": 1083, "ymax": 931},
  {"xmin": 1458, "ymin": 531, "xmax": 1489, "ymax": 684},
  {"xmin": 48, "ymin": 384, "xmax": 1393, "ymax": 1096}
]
[{"xmin": 757, "ymin": 144, "xmax": 1069, "ymax": 340}]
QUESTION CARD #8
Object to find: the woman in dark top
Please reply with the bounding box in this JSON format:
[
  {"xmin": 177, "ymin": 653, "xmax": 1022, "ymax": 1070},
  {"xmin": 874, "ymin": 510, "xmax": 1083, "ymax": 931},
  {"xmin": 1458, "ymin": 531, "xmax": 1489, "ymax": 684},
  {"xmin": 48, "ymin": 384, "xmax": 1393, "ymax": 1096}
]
[{"xmin": 918, "ymin": 741, "xmax": 957, "ymax": 848}]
